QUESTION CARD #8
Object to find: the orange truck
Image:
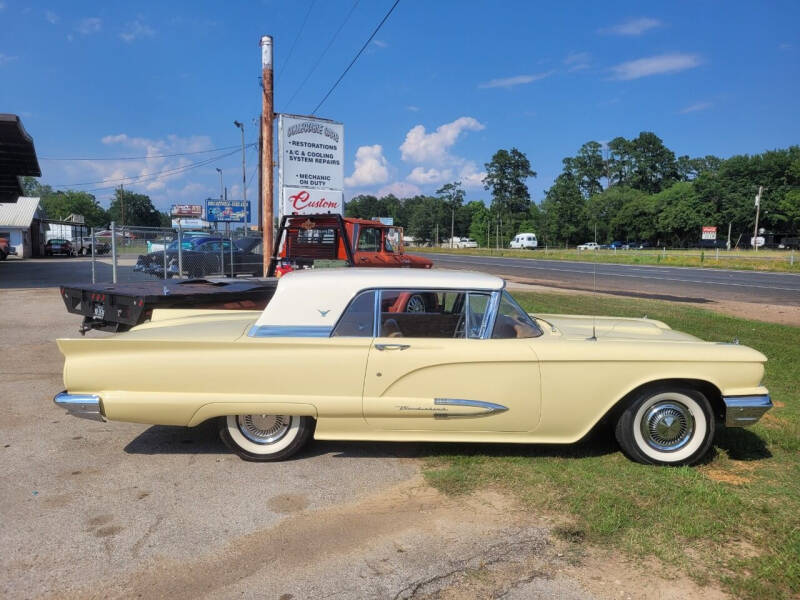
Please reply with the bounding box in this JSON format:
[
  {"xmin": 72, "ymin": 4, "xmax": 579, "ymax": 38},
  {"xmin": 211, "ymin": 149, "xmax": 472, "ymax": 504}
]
[{"xmin": 269, "ymin": 214, "xmax": 432, "ymax": 276}]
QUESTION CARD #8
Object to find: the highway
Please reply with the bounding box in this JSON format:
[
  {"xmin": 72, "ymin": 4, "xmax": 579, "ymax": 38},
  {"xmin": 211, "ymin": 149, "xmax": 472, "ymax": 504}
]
[{"xmin": 420, "ymin": 253, "xmax": 800, "ymax": 306}]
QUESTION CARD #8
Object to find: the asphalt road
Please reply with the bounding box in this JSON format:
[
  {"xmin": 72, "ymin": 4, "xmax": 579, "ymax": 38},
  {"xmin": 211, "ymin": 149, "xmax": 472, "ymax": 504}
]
[{"xmin": 421, "ymin": 253, "xmax": 800, "ymax": 306}]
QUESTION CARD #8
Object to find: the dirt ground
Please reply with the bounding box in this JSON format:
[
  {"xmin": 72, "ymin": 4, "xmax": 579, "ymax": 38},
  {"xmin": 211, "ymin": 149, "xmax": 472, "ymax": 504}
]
[{"xmin": 0, "ymin": 277, "xmax": 732, "ymax": 599}]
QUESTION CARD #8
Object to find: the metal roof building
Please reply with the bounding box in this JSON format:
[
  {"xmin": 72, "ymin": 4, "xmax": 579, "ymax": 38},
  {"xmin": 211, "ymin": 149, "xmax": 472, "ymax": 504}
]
[{"xmin": 0, "ymin": 196, "xmax": 45, "ymax": 258}]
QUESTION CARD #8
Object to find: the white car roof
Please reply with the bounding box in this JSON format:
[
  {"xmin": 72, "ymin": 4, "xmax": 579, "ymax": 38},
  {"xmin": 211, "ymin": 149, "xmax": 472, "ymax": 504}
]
[{"xmin": 254, "ymin": 268, "xmax": 504, "ymax": 329}]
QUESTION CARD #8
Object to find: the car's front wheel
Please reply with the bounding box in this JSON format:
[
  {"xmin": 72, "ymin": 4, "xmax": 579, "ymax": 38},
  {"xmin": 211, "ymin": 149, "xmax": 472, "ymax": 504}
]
[
  {"xmin": 615, "ymin": 386, "xmax": 714, "ymax": 466},
  {"xmin": 219, "ymin": 414, "xmax": 314, "ymax": 461}
]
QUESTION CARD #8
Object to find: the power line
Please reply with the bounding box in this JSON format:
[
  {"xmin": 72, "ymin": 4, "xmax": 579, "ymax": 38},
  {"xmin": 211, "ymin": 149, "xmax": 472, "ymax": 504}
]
[
  {"xmin": 276, "ymin": 0, "xmax": 318, "ymax": 84},
  {"xmin": 283, "ymin": 0, "xmax": 361, "ymax": 110},
  {"xmin": 311, "ymin": 0, "xmax": 400, "ymax": 115},
  {"xmin": 40, "ymin": 144, "xmax": 249, "ymax": 161},
  {"xmin": 55, "ymin": 148, "xmax": 244, "ymax": 191}
]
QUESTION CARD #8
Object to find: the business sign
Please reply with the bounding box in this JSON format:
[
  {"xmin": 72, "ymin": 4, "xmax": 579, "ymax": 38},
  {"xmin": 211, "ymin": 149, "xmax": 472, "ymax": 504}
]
[
  {"xmin": 171, "ymin": 218, "xmax": 207, "ymax": 229},
  {"xmin": 171, "ymin": 204, "xmax": 203, "ymax": 218},
  {"xmin": 205, "ymin": 199, "xmax": 251, "ymax": 223},
  {"xmin": 702, "ymin": 226, "xmax": 717, "ymax": 240},
  {"xmin": 281, "ymin": 188, "xmax": 344, "ymax": 216},
  {"xmin": 278, "ymin": 113, "xmax": 344, "ymax": 217}
]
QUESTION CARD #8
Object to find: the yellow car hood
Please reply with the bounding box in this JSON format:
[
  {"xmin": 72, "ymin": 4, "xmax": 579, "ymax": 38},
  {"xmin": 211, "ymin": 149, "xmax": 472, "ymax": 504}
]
[{"xmin": 536, "ymin": 314, "xmax": 701, "ymax": 342}]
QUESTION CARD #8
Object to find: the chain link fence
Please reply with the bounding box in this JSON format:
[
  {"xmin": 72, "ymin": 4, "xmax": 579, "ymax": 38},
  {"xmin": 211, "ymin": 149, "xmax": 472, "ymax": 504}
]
[{"xmin": 86, "ymin": 223, "xmax": 265, "ymax": 283}]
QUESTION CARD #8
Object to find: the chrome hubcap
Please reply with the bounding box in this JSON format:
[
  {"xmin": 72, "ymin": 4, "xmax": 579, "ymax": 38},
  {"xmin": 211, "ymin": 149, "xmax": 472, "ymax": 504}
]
[
  {"xmin": 237, "ymin": 414, "xmax": 292, "ymax": 445},
  {"xmin": 406, "ymin": 295, "xmax": 426, "ymax": 313},
  {"xmin": 640, "ymin": 401, "xmax": 694, "ymax": 452}
]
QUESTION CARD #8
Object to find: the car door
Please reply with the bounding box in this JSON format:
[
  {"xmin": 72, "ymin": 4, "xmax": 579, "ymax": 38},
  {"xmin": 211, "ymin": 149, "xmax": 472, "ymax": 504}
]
[
  {"xmin": 362, "ymin": 289, "xmax": 542, "ymax": 432},
  {"xmin": 354, "ymin": 226, "xmax": 391, "ymax": 267}
]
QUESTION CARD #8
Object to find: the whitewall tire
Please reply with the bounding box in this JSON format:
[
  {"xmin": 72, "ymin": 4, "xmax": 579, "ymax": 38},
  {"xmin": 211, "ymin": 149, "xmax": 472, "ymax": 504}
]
[
  {"xmin": 219, "ymin": 414, "xmax": 314, "ymax": 462},
  {"xmin": 615, "ymin": 386, "xmax": 715, "ymax": 466}
]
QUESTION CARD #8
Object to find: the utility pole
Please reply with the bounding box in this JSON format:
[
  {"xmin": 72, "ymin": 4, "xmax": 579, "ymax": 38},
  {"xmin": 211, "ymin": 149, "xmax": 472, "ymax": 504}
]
[
  {"xmin": 119, "ymin": 184, "xmax": 125, "ymax": 227},
  {"xmin": 753, "ymin": 186, "xmax": 763, "ymax": 252},
  {"xmin": 234, "ymin": 120, "xmax": 246, "ymax": 207},
  {"xmin": 216, "ymin": 168, "xmax": 223, "ymax": 200},
  {"xmin": 260, "ymin": 35, "xmax": 274, "ymax": 277}
]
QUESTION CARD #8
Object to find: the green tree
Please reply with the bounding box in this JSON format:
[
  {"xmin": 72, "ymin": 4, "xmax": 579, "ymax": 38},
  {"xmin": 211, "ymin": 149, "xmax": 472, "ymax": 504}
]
[
  {"xmin": 541, "ymin": 173, "xmax": 585, "ymax": 246},
  {"xmin": 107, "ymin": 187, "xmax": 162, "ymax": 227},
  {"xmin": 41, "ymin": 190, "xmax": 107, "ymax": 227},
  {"xmin": 563, "ymin": 141, "xmax": 605, "ymax": 198},
  {"xmin": 436, "ymin": 181, "xmax": 465, "ymax": 247},
  {"xmin": 655, "ymin": 182, "xmax": 714, "ymax": 246}
]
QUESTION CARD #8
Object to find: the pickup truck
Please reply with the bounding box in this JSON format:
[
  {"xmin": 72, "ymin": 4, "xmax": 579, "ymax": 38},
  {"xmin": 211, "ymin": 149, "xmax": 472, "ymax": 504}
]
[
  {"xmin": 270, "ymin": 214, "xmax": 432, "ymax": 276},
  {"xmin": 577, "ymin": 242, "xmax": 600, "ymax": 251},
  {"xmin": 60, "ymin": 214, "xmax": 433, "ymax": 333}
]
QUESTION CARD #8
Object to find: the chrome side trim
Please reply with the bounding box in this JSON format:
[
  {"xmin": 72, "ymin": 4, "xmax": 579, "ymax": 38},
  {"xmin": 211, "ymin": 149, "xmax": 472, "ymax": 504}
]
[
  {"xmin": 723, "ymin": 394, "xmax": 773, "ymax": 427},
  {"xmin": 248, "ymin": 325, "xmax": 333, "ymax": 338},
  {"xmin": 53, "ymin": 391, "xmax": 105, "ymax": 422},
  {"xmin": 433, "ymin": 397, "xmax": 509, "ymax": 419}
]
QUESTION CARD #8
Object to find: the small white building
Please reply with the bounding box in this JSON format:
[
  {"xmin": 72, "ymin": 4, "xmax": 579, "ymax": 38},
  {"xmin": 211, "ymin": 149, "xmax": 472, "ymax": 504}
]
[{"xmin": 0, "ymin": 196, "xmax": 46, "ymax": 258}]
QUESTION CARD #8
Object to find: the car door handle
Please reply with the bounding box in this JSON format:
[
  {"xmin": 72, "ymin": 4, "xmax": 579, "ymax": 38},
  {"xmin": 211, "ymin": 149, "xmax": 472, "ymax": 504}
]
[{"xmin": 375, "ymin": 343, "xmax": 410, "ymax": 351}]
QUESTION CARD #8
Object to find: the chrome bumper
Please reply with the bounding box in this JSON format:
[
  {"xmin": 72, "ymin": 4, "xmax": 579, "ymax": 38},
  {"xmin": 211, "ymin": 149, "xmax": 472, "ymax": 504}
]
[
  {"xmin": 723, "ymin": 394, "xmax": 772, "ymax": 427},
  {"xmin": 53, "ymin": 391, "xmax": 106, "ymax": 422}
]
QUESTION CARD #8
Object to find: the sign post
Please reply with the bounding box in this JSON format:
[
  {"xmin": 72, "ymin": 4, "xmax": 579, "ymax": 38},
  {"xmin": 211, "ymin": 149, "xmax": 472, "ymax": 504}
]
[{"xmin": 278, "ymin": 114, "xmax": 344, "ymax": 217}]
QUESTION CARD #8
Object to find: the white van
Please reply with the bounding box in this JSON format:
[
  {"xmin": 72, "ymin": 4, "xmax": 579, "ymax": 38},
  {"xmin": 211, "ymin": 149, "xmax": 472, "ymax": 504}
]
[{"xmin": 510, "ymin": 233, "xmax": 538, "ymax": 249}]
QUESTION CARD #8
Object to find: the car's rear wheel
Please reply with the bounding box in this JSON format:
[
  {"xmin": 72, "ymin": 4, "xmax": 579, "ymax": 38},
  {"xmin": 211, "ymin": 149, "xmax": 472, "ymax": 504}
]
[
  {"xmin": 615, "ymin": 386, "xmax": 714, "ymax": 466},
  {"xmin": 219, "ymin": 414, "xmax": 314, "ymax": 462}
]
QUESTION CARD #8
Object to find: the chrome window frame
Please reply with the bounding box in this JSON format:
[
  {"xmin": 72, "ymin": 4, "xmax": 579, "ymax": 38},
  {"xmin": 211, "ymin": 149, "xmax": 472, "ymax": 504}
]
[{"xmin": 491, "ymin": 290, "xmax": 543, "ymax": 339}]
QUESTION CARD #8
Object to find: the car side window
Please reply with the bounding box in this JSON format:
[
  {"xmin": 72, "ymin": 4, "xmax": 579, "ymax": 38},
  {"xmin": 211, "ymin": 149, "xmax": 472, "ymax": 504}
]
[
  {"xmin": 358, "ymin": 228, "xmax": 381, "ymax": 252},
  {"xmin": 467, "ymin": 292, "xmax": 492, "ymax": 339},
  {"xmin": 331, "ymin": 290, "xmax": 376, "ymax": 337},
  {"xmin": 492, "ymin": 292, "xmax": 543, "ymax": 339},
  {"xmin": 378, "ymin": 290, "xmax": 466, "ymax": 338}
]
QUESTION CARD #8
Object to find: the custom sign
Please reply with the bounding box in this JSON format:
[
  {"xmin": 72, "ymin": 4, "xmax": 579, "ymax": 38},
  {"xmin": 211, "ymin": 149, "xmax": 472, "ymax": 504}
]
[
  {"xmin": 205, "ymin": 199, "xmax": 251, "ymax": 223},
  {"xmin": 278, "ymin": 114, "xmax": 344, "ymax": 217},
  {"xmin": 701, "ymin": 226, "xmax": 717, "ymax": 240},
  {"xmin": 171, "ymin": 204, "xmax": 203, "ymax": 218},
  {"xmin": 281, "ymin": 188, "xmax": 344, "ymax": 216}
]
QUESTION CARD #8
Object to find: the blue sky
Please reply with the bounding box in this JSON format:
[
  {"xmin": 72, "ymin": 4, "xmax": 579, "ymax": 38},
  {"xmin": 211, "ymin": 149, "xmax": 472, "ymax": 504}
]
[{"xmin": 2, "ymin": 0, "xmax": 798, "ymax": 217}]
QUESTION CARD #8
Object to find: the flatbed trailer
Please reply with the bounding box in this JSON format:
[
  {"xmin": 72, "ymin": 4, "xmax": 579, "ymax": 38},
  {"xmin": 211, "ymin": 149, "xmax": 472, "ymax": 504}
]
[{"xmin": 60, "ymin": 278, "xmax": 278, "ymax": 334}]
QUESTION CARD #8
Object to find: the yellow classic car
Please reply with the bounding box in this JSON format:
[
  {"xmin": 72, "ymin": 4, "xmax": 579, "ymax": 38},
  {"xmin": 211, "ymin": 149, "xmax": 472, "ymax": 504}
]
[{"xmin": 54, "ymin": 269, "xmax": 772, "ymax": 466}]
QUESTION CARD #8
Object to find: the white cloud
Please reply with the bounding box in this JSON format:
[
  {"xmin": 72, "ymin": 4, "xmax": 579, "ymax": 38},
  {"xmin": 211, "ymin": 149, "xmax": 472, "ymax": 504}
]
[
  {"xmin": 600, "ymin": 17, "xmax": 662, "ymax": 36},
  {"xmin": 564, "ymin": 51, "xmax": 590, "ymax": 72},
  {"xmin": 458, "ymin": 164, "xmax": 486, "ymax": 189},
  {"xmin": 400, "ymin": 116, "xmax": 484, "ymax": 165},
  {"xmin": 406, "ymin": 105, "xmax": 420, "ymax": 112},
  {"xmin": 0, "ymin": 53, "xmax": 17, "ymax": 66},
  {"xmin": 372, "ymin": 39, "xmax": 388, "ymax": 48},
  {"xmin": 377, "ymin": 182, "xmax": 421, "ymax": 198},
  {"xmin": 0, "ymin": 2, "xmax": 5, "ymax": 10},
  {"xmin": 478, "ymin": 72, "xmax": 553, "ymax": 89},
  {"xmin": 68, "ymin": 134, "xmax": 217, "ymax": 206},
  {"xmin": 76, "ymin": 17, "xmax": 102, "ymax": 35},
  {"xmin": 610, "ymin": 53, "xmax": 701, "ymax": 80},
  {"xmin": 344, "ymin": 144, "xmax": 389, "ymax": 187},
  {"xmin": 120, "ymin": 19, "xmax": 155, "ymax": 43},
  {"xmin": 407, "ymin": 167, "xmax": 452, "ymax": 185},
  {"xmin": 680, "ymin": 101, "xmax": 712, "ymax": 114},
  {"xmin": 45, "ymin": 10, "xmax": 59, "ymax": 24}
]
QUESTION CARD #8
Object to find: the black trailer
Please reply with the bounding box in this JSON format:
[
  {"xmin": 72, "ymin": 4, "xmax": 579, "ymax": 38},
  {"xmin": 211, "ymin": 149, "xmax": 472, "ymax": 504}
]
[{"xmin": 60, "ymin": 278, "xmax": 278, "ymax": 334}]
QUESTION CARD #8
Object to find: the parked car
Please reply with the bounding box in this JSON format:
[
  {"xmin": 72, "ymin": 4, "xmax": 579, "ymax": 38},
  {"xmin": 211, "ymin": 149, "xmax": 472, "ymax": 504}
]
[
  {"xmin": 54, "ymin": 268, "xmax": 771, "ymax": 466},
  {"xmin": 509, "ymin": 233, "xmax": 538, "ymax": 249},
  {"xmin": 78, "ymin": 237, "xmax": 111, "ymax": 256},
  {"xmin": 0, "ymin": 237, "xmax": 14, "ymax": 260},
  {"xmin": 577, "ymin": 242, "xmax": 600, "ymax": 250},
  {"xmin": 44, "ymin": 239, "xmax": 74, "ymax": 257},
  {"xmin": 135, "ymin": 236, "xmax": 264, "ymax": 278},
  {"xmin": 608, "ymin": 241, "xmax": 627, "ymax": 250},
  {"xmin": 450, "ymin": 237, "xmax": 478, "ymax": 249}
]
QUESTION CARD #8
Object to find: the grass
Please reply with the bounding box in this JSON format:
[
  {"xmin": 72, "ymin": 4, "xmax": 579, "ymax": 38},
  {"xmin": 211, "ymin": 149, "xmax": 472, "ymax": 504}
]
[
  {"xmin": 422, "ymin": 291, "xmax": 800, "ymax": 599},
  {"xmin": 415, "ymin": 246, "xmax": 800, "ymax": 273}
]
